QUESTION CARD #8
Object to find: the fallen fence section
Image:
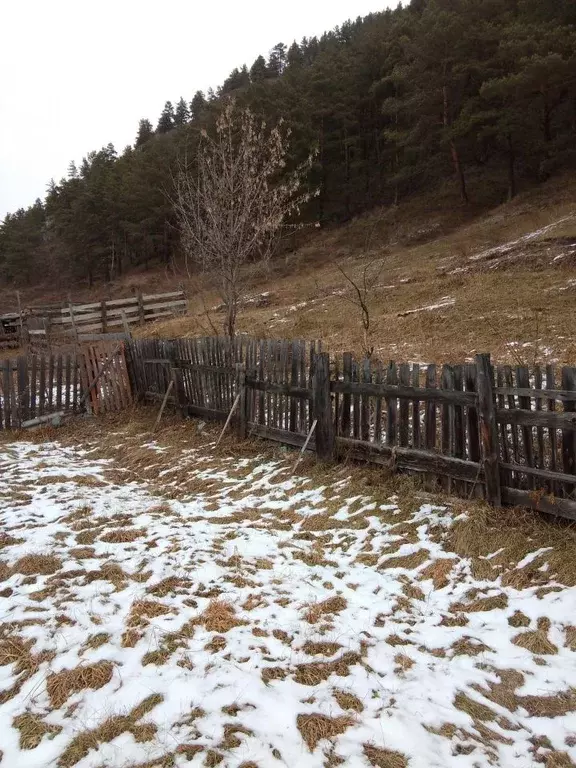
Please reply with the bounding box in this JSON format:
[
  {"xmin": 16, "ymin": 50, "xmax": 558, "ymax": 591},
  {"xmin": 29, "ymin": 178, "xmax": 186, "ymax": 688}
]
[
  {"xmin": 126, "ymin": 337, "xmax": 576, "ymax": 522},
  {"xmin": 0, "ymin": 342, "xmax": 132, "ymax": 429}
]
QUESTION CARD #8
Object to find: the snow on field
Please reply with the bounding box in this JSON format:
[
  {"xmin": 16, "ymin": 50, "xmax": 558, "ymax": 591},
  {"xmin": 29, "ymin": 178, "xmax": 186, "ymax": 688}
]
[{"xmin": 1, "ymin": 436, "xmax": 576, "ymax": 768}]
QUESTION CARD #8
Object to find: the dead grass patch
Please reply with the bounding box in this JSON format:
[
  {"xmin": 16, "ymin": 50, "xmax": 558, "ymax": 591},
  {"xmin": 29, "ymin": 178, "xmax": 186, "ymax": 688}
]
[
  {"xmin": 100, "ymin": 528, "xmax": 144, "ymax": 543},
  {"xmin": 261, "ymin": 666, "xmax": 289, "ymax": 684},
  {"xmin": 81, "ymin": 633, "xmax": 110, "ymax": 653},
  {"xmin": 219, "ymin": 723, "xmax": 254, "ymax": 750},
  {"xmin": 205, "ymin": 635, "xmax": 227, "ymax": 653},
  {"xmin": 513, "ymin": 628, "xmax": 558, "ymax": 655},
  {"xmin": 302, "ymin": 641, "xmax": 342, "ymax": 656},
  {"xmin": 451, "ymin": 592, "xmax": 508, "ymax": 613},
  {"xmin": 127, "ymin": 599, "xmax": 171, "ymax": 627},
  {"xmin": 297, "ymin": 713, "xmax": 355, "ymax": 751},
  {"xmin": 363, "ymin": 744, "xmax": 408, "ymax": 768},
  {"xmin": 379, "ymin": 549, "xmax": 429, "ymax": 571},
  {"xmin": 13, "ymin": 713, "xmax": 62, "ymax": 749},
  {"xmin": 58, "ymin": 693, "xmax": 163, "ymax": 767},
  {"xmin": 508, "ymin": 611, "xmax": 531, "ymax": 628},
  {"xmin": 304, "ymin": 596, "xmax": 347, "ymax": 623},
  {"xmin": 0, "ymin": 533, "xmax": 24, "ymax": 549},
  {"xmin": 147, "ymin": 576, "xmax": 192, "ymax": 597},
  {"xmin": 455, "ymin": 692, "xmax": 497, "ymax": 722},
  {"xmin": 272, "ymin": 629, "xmax": 292, "ymax": 645},
  {"xmin": 451, "ymin": 637, "xmax": 492, "ymax": 656},
  {"xmin": 419, "ymin": 558, "xmax": 457, "ymax": 589},
  {"xmin": 394, "ymin": 653, "xmax": 415, "ymax": 673},
  {"xmin": 0, "ymin": 632, "xmax": 54, "ymax": 704},
  {"xmin": 46, "ymin": 661, "xmax": 114, "ymax": 708},
  {"xmin": 198, "ymin": 600, "xmax": 246, "ymax": 633},
  {"xmin": 565, "ymin": 626, "xmax": 576, "ymax": 651},
  {"xmin": 333, "ymin": 689, "xmax": 364, "ymax": 712},
  {"xmin": 68, "ymin": 547, "xmax": 96, "ymax": 559},
  {"xmin": 12, "ymin": 554, "xmax": 61, "ymax": 575},
  {"xmin": 294, "ymin": 652, "xmax": 361, "ymax": 686}
]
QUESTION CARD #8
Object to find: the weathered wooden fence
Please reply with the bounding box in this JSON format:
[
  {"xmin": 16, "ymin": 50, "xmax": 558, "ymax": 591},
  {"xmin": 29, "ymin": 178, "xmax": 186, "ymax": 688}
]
[
  {"xmin": 127, "ymin": 337, "xmax": 576, "ymax": 521},
  {"xmin": 0, "ymin": 342, "xmax": 132, "ymax": 428}
]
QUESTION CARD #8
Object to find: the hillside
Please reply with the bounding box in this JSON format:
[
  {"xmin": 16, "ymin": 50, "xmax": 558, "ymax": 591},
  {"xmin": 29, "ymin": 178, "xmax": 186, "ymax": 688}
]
[{"xmin": 131, "ymin": 172, "xmax": 576, "ymax": 366}]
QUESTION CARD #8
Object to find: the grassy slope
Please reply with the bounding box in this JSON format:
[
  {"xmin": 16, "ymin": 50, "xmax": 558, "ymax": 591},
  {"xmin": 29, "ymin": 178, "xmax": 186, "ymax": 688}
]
[{"xmin": 135, "ymin": 172, "xmax": 576, "ymax": 365}]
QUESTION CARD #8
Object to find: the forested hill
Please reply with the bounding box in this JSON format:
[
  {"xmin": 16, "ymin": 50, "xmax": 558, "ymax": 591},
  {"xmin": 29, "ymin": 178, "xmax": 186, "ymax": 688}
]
[{"xmin": 1, "ymin": 0, "xmax": 575, "ymax": 290}]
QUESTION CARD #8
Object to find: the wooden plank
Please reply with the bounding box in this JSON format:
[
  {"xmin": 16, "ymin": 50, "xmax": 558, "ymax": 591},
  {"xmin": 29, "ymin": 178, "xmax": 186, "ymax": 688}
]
[
  {"xmin": 476, "ymin": 354, "xmax": 501, "ymax": 507},
  {"xmin": 341, "ymin": 353, "xmax": 352, "ymax": 438},
  {"xmin": 314, "ymin": 352, "xmax": 334, "ymax": 460},
  {"xmin": 534, "ymin": 366, "xmax": 546, "ymax": 472},
  {"xmin": 361, "ymin": 358, "xmax": 371, "ymax": 442},
  {"xmin": 352, "ymin": 360, "xmax": 360, "ymax": 439},
  {"xmin": 375, "ymin": 360, "xmax": 383, "ymax": 444},
  {"xmin": 496, "ymin": 366, "xmax": 511, "ymax": 489},
  {"xmin": 425, "ymin": 365, "xmax": 437, "ymax": 451},
  {"xmin": 412, "ymin": 364, "xmax": 420, "ymax": 449},
  {"xmin": 47, "ymin": 354, "xmax": 54, "ymax": 410},
  {"xmin": 64, "ymin": 354, "xmax": 71, "ymax": 412},
  {"xmin": 38, "ymin": 354, "xmax": 46, "ymax": 417},
  {"xmin": 493, "ymin": 386, "xmax": 576, "ymax": 401},
  {"xmin": 248, "ymin": 422, "xmax": 312, "ymax": 449},
  {"xmin": 399, "ymin": 363, "xmax": 410, "ymax": 447},
  {"xmin": 387, "ymin": 361, "xmax": 398, "ymax": 447},
  {"xmin": 502, "ymin": 487, "xmax": 576, "ymax": 522},
  {"xmin": 30, "ymin": 354, "xmax": 37, "ymax": 420},
  {"xmin": 497, "ymin": 408, "xmax": 576, "ymax": 430},
  {"xmin": 499, "ymin": 463, "xmax": 576, "ymax": 486},
  {"xmin": 2, "ymin": 358, "xmax": 10, "ymax": 429},
  {"xmin": 546, "ymin": 365, "xmax": 558, "ymax": 496},
  {"xmin": 17, "ymin": 356, "xmax": 28, "ymax": 424},
  {"xmin": 561, "ymin": 367, "xmax": 576, "ymax": 496},
  {"xmin": 441, "ymin": 365, "xmax": 455, "ymax": 493},
  {"xmin": 516, "ymin": 366, "xmax": 534, "ymax": 489},
  {"xmin": 55, "ymin": 355, "xmax": 63, "ymax": 412},
  {"xmin": 330, "ymin": 380, "xmax": 476, "ymax": 405},
  {"xmin": 258, "ymin": 340, "xmax": 265, "ymax": 426},
  {"xmin": 141, "ymin": 291, "xmax": 186, "ymax": 302},
  {"xmin": 503, "ymin": 366, "xmax": 520, "ymax": 481},
  {"xmin": 336, "ymin": 436, "xmax": 482, "ymax": 482}
]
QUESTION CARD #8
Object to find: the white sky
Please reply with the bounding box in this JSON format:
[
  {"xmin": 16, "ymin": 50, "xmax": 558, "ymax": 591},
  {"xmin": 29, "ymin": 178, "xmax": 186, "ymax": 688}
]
[{"xmin": 0, "ymin": 0, "xmax": 391, "ymax": 221}]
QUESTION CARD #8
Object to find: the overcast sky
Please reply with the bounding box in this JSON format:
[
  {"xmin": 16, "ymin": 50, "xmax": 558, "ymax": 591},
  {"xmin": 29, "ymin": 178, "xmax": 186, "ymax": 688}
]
[{"xmin": 0, "ymin": 0, "xmax": 391, "ymax": 221}]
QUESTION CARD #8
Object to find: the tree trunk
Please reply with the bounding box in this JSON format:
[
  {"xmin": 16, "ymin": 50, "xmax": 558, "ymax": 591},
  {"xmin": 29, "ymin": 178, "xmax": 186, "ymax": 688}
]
[
  {"xmin": 506, "ymin": 133, "xmax": 516, "ymax": 201},
  {"xmin": 443, "ymin": 85, "xmax": 468, "ymax": 204}
]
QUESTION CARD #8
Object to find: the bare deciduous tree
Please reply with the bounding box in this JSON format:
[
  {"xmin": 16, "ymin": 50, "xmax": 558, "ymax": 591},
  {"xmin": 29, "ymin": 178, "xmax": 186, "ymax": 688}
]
[
  {"xmin": 337, "ymin": 259, "xmax": 386, "ymax": 358},
  {"xmin": 173, "ymin": 100, "xmax": 314, "ymax": 337}
]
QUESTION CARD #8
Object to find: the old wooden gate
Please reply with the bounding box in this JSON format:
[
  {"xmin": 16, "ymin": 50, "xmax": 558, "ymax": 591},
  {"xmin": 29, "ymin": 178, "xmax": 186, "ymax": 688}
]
[{"xmin": 82, "ymin": 341, "xmax": 132, "ymax": 415}]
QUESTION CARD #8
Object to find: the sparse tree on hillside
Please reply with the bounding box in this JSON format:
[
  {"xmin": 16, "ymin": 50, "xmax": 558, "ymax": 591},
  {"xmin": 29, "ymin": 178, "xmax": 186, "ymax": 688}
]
[
  {"xmin": 135, "ymin": 118, "xmax": 154, "ymax": 147},
  {"xmin": 174, "ymin": 101, "xmax": 315, "ymax": 337}
]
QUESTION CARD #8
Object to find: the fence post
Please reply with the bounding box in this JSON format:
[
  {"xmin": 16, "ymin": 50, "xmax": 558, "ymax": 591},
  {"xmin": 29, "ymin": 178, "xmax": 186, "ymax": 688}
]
[
  {"xmin": 138, "ymin": 291, "xmax": 145, "ymax": 326},
  {"xmin": 101, "ymin": 300, "xmax": 108, "ymax": 334},
  {"xmin": 475, "ymin": 353, "xmax": 501, "ymax": 507},
  {"xmin": 236, "ymin": 363, "xmax": 247, "ymax": 439},
  {"xmin": 313, "ymin": 352, "xmax": 334, "ymax": 461}
]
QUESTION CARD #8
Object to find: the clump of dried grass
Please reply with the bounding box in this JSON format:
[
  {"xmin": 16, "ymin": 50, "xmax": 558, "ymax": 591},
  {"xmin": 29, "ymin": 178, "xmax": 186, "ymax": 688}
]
[
  {"xmin": 0, "ymin": 533, "xmax": 24, "ymax": 549},
  {"xmin": 13, "ymin": 713, "xmax": 62, "ymax": 749},
  {"xmin": 219, "ymin": 723, "xmax": 254, "ymax": 750},
  {"xmin": 261, "ymin": 666, "xmax": 289, "ymax": 684},
  {"xmin": 302, "ymin": 641, "xmax": 342, "ymax": 657},
  {"xmin": 81, "ymin": 633, "xmax": 110, "ymax": 653},
  {"xmin": 68, "ymin": 547, "xmax": 96, "ymax": 559},
  {"xmin": 205, "ymin": 635, "xmax": 227, "ymax": 653},
  {"xmin": 147, "ymin": 576, "xmax": 192, "ymax": 597},
  {"xmin": 333, "ymin": 689, "xmax": 364, "ymax": 712},
  {"xmin": 100, "ymin": 528, "xmax": 144, "ymax": 543},
  {"xmin": 454, "ymin": 692, "xmax": 497, "ymax": 722},
  {"xmin": 565, "ymin": 626, "xmax": 576, "ymax": 651},
  {"xmin": 127, "ymin": 600, "xmax": 171, "ymax": 627},
  {"xmin": 363, "ymin": 744, "xmax": 408, "ymax": 768},
  {"xmin": 513, "ymin": 626, "xmax": 558, "ymax": 656},
  {"xmin": 58, "ymin": 694, "xmax": 163, "ymax": 767},
  {"xmin": 12, "ymin": 554, "xmax": 61, "ymax": 575},
  {"xmin": 419, "ymin": 558, "xmax": 457, "ymax": 589},
  {"xmin": 0, "ymin": 632, "xmax": 54, "ymax": 704},
  {"xmin": 450, "ymin": 637, "xmax": 492, "ymax": 656},
  {"xmin": 297, "ymin": 713, "xmax": 355, "ymax": 751},
  {"xmin": 198, "ymin": 600, "xmax": 246, "ymax": 633},
  {"xmin": 379, "ymin": 549, "xmax": 429, "ymax": 571},
  {"xmin": 450, "ymin": 592, "xmax": 508, "ymax": 613},
  {"xmin": 46, "ymin": 661, "xmax": 114, "ymax": 708},
  {"xmin": 272, "ymin": 629, "xmax": 293, "ymax": 645},
  {"xmin": 294, "ymin": 652, "xmax": 361, "ymax": 686},
  {"xmin": 304, "ymin": 596, "xmax": 347, "ymax": 623},
  {"xmin": 508, "ymin": 611, "xmax": 531, "ymax": 628},
  {"xmin": 393, "ymin": 653, "xmax": 415, "ymax": 673}
]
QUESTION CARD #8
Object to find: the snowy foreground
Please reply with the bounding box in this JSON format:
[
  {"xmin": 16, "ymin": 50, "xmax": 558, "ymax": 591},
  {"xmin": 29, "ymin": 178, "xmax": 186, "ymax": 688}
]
[{"xmin": 1, "ymin": 436, "xmax": 576, "ymax": 768}]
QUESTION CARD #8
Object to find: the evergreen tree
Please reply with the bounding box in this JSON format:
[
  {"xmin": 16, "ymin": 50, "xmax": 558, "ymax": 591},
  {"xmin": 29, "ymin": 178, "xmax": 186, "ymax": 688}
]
[
  {"xmin": 157, "ymin": 101, "xmax": 175, "ymax": 133},
  {"xmin": 174, "ymin": 97, "xmax": 190, "ymax": 126},
  {"xmin": 268, "ymin": 43, "xmax": 287, "ymax": 77},
  {"xmin": 135, "ymin": 118, "xmax": 154, "ymax": 147},
  {"xmin": 250, "ymin": 55, "xmax": 269, "ymax": 83},
  {"xmin": 190, "ymin": 90, "xmax": 207, "ymax": 121}
]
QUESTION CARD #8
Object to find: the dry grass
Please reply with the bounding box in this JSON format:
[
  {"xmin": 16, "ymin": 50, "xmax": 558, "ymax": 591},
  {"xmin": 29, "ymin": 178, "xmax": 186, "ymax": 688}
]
[
  {"xmin": 454, "ymin": 692, "xmax": 497, "ymax": 722},
  {"xmin": 0, "ymin": 533, "xmax": 24, "ymax": 549},
  {"xmin": 198, "ymin": 600, "xmax": 246, "ymax": 633},
  {"xmin": 127, "ymin": 600, "xmax": 171, "ymax": 627},
  {"xmin": 58, "ymin": 694, "xmax": 163, "ymax": 767},
  {"xmin": 508, "ymin": 611, "xmax": 531, "ymax": 628},
  {"xmin": 333, "ymin": 689, "xmax": 364, "ymax": 712},
  {"xmin": 302, "ymin": 641, "xmax": 342, "ymax": 656},
  {"xmin": 419, "ymin": 558, "xmax": 457, "ymax": 589},
  {"xmin": 46, "ymin": 661, "xmax": 114, "ymax": 708},
  {"xmin": 513, "ymin": 629, "xmax": 559, "ymax": 656},
  {"xmin": 294, "ymin": 652, "xmax": 361, "ymax": 686},
  {"xmin": 147, "ymin": 576, "xmax": 192, "ymax": 597},
  {"xmin": 565, "ymin": 626, "xmax": 576, "ymax": 651},
  {"xmin": 0, "ymin": 632, "xmax": 55, "ymax": 704},
  {"xmin": 12, "ymin": 554, "xmax": 61, "ymax": 575},
  {"xmin": 297, "ymin": 713, "xmax": 355, "ymax": 751},
  {"xmin": 100, "ymin": 528, "xmax": 144, "ymax": 543},
  {"xmin": 81, "ymin": 633, "xmax": 111, "ymax": 652},
  {"xmin": 304, "ymin": 596, "xmax": 347, "ymax": 623},
  {"xmin": 363, "ymin": 745, "xmax": 408, "ymax": 768},
  {"xmin": 450, "ymin": 592, "xmax": 508, "ymax": 613},
  {"xmin": 394, "ymin": 653, "xmax": 415, "ymax": 673},
  {"xmin": 379, "ymin": 549, "xmax": 429, "ymax": 571},
  {"xmin": 13, "ymin": 713, "xmax": 62, "ymax": 749}
]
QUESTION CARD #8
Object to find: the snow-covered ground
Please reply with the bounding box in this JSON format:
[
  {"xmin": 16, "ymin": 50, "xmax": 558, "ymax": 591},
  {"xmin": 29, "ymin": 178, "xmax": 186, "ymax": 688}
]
[{"xmin": 1, "ymin": 436, "xmax": 576, "ymax": 768}]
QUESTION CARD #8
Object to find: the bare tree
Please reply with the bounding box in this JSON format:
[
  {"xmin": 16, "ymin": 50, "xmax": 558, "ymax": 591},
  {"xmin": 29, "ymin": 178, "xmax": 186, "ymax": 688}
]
[
  {"xmin": 173, "ymin": 100, "xmax": 314, "ymax": 337},
  {"xmin": 337, "ymin": 259, "xmax": 386, "ymax": 358}
]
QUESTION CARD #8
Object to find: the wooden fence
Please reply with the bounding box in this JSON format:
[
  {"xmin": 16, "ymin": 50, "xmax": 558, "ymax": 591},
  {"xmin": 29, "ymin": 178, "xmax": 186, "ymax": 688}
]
[
  {"xmin": 5, "ymin": 290, "xmax": 187, "ymax": 344},
  {"xmin": 127, "ymin": 337, "xmax": 576, "ymax": 521},
  {"xmin": 0, "ymin": 342, "xmax": 132, "ymax": 429}
]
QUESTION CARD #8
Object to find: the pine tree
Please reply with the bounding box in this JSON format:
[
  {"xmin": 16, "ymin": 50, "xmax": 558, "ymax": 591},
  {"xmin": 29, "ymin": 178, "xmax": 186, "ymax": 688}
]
[
  {"xmin": 250, "ymin": 55, "xmax": 269, "ymax": 83},
  {"xmin": 157, "ymin": 101, "xmax": 175, "ymax": 133},
  {"xmin": 135, "ymin": 119, "xmax": 154, "ymax": 147},
  {"xmin": 268, "ymin": 43, "xmax": 287, "ymax": 77},
  {"xmin": 174, "ymin": 97, "xmax": 190, "ymax": 126},
  {"xmin": 190, "ymin": 91, "xmax": 207, "ymax": 121}
]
